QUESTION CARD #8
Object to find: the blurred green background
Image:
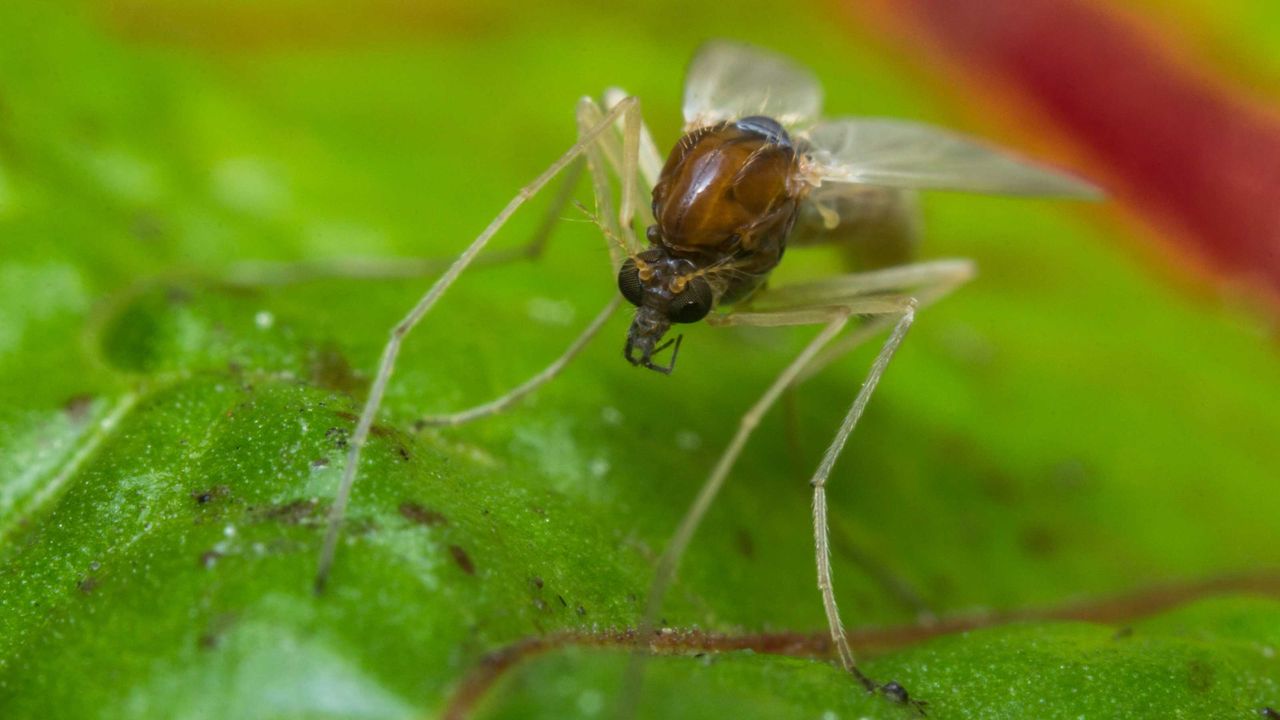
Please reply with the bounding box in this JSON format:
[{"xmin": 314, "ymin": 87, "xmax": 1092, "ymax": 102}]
[{"xmin": 2, "ymin": 0, "xmax": 1279, "ymax": 718}]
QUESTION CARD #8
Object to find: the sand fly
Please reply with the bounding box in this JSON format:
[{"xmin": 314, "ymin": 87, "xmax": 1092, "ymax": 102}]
[{"xmin": 312, "ymin": 40, "xmax": 1101, "ymax": 701}]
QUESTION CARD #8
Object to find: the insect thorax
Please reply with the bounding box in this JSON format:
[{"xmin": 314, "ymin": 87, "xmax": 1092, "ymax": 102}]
[{"xmin": 649, "ymin": 117, "xmax": 808, "ymax": 304}]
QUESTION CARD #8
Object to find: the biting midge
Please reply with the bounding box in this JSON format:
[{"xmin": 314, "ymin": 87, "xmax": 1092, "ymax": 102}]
[{"xmin": 619, "ymin": 116, "xmax": 808, "ymax": 372}]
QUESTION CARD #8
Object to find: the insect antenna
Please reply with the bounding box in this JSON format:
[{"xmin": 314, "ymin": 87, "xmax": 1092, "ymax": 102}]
[{"xmin": 573, "ymin": 200, "xmax": 636, "ymax": 264}]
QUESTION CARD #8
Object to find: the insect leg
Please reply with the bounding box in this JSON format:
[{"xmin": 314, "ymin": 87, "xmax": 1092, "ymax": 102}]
[
  {"xmin": 413, "ymin": 95, "xmax": 658, "ymax": 430},
  {"xmin": 616, "ymin": 95, "xmax": 641, "ymax": 250},
  {"xmin": 314, "ymin": 96, "xmax": 639, "ymax": 593},
  {"xmin": 737, "ymin": 261, "xmax": 973, "ymax": 692},
  {"xmin": 620, "ymin": 310, "xmax": 852, "ymax": 712},
  {"xmin": 577, "ymin": 93, "xmax": 657, "ymax": 256},
  {"xmin": 746, "ymin": 258, "xmax": 975, "ymax": 381},
  {"xmin": 811, "ymin": 302, "xmax": 915, "ymax": 684},
  {"xmin": 221, "ymin": 158, "xmax": 587, "ymax": 287},
  {"xmin": 745, "ymin": 259, "xmax": 974, "ymax": 311},
  {"xmin": 414, "ymin": 296, "xmax": 620, "ymax": 428},
  {"xmin": 576, "ymin": 98, "xmax": 630, "ymax": 263},
  {"xmin": 604, "ymin": 87, "xmax": 663, "ymax": 189},
  {"xmin": 629, "ymin": 273, "xmax": 965, "ymax": 704},
  {"xmin": 717, "ymin": 295, "xmax": 922, "ymax": 690}
]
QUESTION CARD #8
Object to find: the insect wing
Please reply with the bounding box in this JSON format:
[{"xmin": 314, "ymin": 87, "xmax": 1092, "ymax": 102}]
[
  {"xmin": 791, "ymin": 184, "xmax": 922, "ymax": 270},
  {"xmin": 682, "ymin": 41, "xmax": 823, "ymax": 131},
  {"xmin": 804, "ymin": 118, "xmax": 1103, "ymax": 198}
]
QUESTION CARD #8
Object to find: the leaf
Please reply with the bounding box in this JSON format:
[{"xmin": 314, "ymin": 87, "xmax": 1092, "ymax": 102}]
[{"xmin": 2, "ymin": 1, "xmax": 1280, "ymax": 718}]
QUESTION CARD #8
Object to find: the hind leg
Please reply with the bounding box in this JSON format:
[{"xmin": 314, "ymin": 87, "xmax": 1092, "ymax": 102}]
[{"xmin": 623, "ymin": 260, "xmax": 972, "ymax": 711}]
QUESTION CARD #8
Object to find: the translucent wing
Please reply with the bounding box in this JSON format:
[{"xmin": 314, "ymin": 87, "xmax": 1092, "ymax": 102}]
[
  {"xmin": 805, "ymin": 118, "xmax": 1103, "ymax": 198},
  {"xmin": 683, "ymin": 41, "xmax": 822, "ymax": 131},
  {"xmin": 790, "ymin": 184, "xmax": 921, "ymax": 270}
]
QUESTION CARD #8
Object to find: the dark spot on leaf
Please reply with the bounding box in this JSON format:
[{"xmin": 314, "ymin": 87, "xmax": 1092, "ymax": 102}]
[
  {"xmin": 529, "ymin": 505, "xmax": 546, "ymax": 518},
  {"xmin": 199, "ymin": 613, "xmax": 237, "ymax": 650},
  {"xmin": 256, "ymin": 498, "xmax": 324, "ymax": 525},
  {"xmin": 100, "ymin": 294, "xmax": 167, "ymax": 372},
  {"xmin": 557, "ymin": 595, "xmax": 567, "ymax": 607},
  {"xmin": 62, "ymin": 394, "xmax": 94, "ymax": 423},
  {"xmin": 310, "ymin": 344, "xmax": 366, "ymax": 396},
  {"xmin": 325, "ymin": 426, "xmax": 350, "ymax": 450},
  {"xmin": 165, "ymin": 285, "xmax": 192, "ymax": 305},
  {"xmin": 399, "ymin": 502, "xmax": 447, "ymax": 526},
  {"xmin": 344, "ymin": 517, "xmax": 379, "ymax": 536},
  {"xmin": 396, "ymin": 445, "xmax": 410, "ymax": 462},
  {"xmin": 1112, "ymin": 626, "xmax": 1134, "ymax": 640},
  {"xmin": 200, "ymin": 550, "xmax": 222, "ymax": 568},
  {"xmin": 939, "ymin": 434, "xmax": 1018, "ymax": 505},
  {"xmin": 131, "ymin": 212, "xmax": 165, "ymax": 243},
  {"xmin": 1049, "ymin": 458, "xmax": 1093, "ymax": 489},
  {"xmin": 531, "ymin": 576, "xmax": 544, "ymax": 590},
  {"xmin": 576, "ymin": 605, "xmax": 586, "ymax": 617},
  {"xmin": 1259, "ymin": 708, "xmax": 1280, "ymax": 719},
  {"xmin": 77, "ymin": 576, "xmax": 99, "ymax": 594},
  {"xmin": 311, "ymin": 457, "xmax": 329, "ymax": 469},
  {"xmin": 735, "ymin": 528, "xmax": 754, "ymax": 558},
  {"xmin": 980, "ymin": 470, "xmax": 1019, "ymax": 505},
  {"xmin": 449, "ymin": 545, "xmax": 475, "ymax": 575},
  {"xmin": 192, "ymin": 485, "xmax": 230, "ymax": 506},
  {"xmin": 1019, "ymin": 526, "xmax": 1056, "ymax": 557},
  {"xmin": 929, "ymin": 574, "xmax": 957, "ymax": 603},
  {"xmin": 334, "ymin": 411, "xmax": 393, "ymax": 437},
  {"xmin": 1187, "ymin": 658, "xmax": 1214, "ymax": 693}
]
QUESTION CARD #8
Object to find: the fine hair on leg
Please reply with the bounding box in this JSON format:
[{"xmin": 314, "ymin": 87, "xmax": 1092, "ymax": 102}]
[{"xmin": 812, "ymin": 303, "xmax": 916, "ymax": 688}]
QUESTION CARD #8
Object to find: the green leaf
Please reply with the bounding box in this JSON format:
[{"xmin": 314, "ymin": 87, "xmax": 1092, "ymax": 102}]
[{"xmin": 2, "ymin": 1, "xmax": 1279, "ymax": 718}]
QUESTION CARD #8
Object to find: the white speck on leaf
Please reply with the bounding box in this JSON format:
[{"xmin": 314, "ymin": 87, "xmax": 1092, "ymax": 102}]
[
  {"xmin": 589, "ymin": 457, "xmax": 610, "ymax": 478},
  {"xmin": 576, "ymin": 689, "xmax": 603, "ymax": 716},
  {"xmin": 526, "ymin": 297, "xmax": 575, "ymax": 326},
  {"xmin": 676, "ymin": 430, "xmax": 701, "ymax": 450}
]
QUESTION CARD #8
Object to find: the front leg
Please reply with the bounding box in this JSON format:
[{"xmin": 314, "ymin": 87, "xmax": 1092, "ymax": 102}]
[{"xmin": 314, "ymin": 96, "xmax": 640, "ymax": 593}]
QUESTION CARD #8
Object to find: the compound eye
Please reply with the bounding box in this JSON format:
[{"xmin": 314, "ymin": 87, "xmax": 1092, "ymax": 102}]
[
  {"xmin": 669, "ymin": 277, "xmax": 713, "ymax": 324},
  {"xmin": 617, "ymin": 258, "xmax": 645, "ymax": 306}
]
